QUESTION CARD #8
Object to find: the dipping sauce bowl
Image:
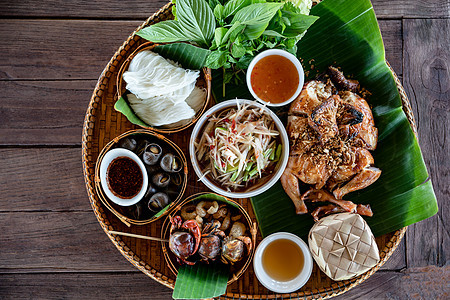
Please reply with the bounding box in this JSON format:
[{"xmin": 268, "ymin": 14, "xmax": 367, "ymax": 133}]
[
  {"xmin": 99, "ymin": 148, "xmax": 148, "ymax": 206},
  {"xmin": 246, "ymin": 49, "xmax": 304, "ymax": 107},
  {"xmin": 253, "ymin": 232, "xmax": 313, "ymax": 293}
]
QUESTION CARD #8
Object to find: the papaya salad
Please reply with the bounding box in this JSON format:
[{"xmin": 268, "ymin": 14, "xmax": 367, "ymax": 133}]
[{"xmin": 195, "ymin": 102, "xmax": 282, "ymax": 191}]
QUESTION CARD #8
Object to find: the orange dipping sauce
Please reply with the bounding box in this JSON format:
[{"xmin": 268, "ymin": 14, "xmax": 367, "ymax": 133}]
[{"xmin": 250, "ymin": 55, "xmax": 299, "ymax": 104}]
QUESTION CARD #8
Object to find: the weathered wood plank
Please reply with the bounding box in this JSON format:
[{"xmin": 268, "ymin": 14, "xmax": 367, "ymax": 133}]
[
  {"xmin": 0, "ymin": 210, "xmax": 138, "ymax": 273},
  {"xmin": 0, "ymin": 266, "xmax": 448, "ymax": 299},
  {"xmin": 379, "ymin": 20, "xmax": 402, "ymax": 76},
  {"xmin": 0, "ymin": 0, "xmax": 169, "ymax": 19},
  {"xmin": 0, "ymin": 272, "xmax": 173, "ymax": 299},
  {"xmin": 0, "ymin": 81, "xmax": 94, "ymax": 145},
  {"xmin": 0, "ymin": 0, "xmax": 448, "ymax": 19},
  {"xmin": 0, "ymin": 20, "xmax": 141, "ymax": 80},
  {"xmin": 403, "ymin": 19, "xmax": 449, "ymax": 267},
  {"xmin": 380, "ymin": 238, "xmax": 406, "ymax": 270},
  {"xmin": 373, "ymin": 0, "xmax": 450, "ymax": 18},
  {"xmin": 333, "ymin": 266, "xmax": 450, "ymax": 300},
  {"xmin": 0, "ymin": 149, "xmax": 89, "ymax": 212},
  {"xmin": 0, "ymin": 19, "xmax": 401, "ymax": 80}
]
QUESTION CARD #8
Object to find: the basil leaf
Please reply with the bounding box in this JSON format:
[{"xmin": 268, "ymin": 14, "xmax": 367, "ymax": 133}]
[
  {"xmin": 231, "ymin": 43, "xmax": 246, "ymax": 58},
  {"xmin": 262, "ymin": 39, "xmax": 277, "ymax": 48},
  {"xmin": 208, "ymin": 0, "xmax": 221, "ymax": 10},
  {"xmin": 214, "ymin": 4, "xmax": 224, "ymax": 20},
  {"xmin": 223, "ymin": 0, "xmax": 252, "ymax": 18},
  {"xmin": 244, "ymin": 22, "xmax": 269, "ymax": 39},
  {"xmin": 205, "ymin": 50, "xmax": 228, "ymax": 69},
  {"xmin": 231, "ymin": 3, "xmax": 283, "ymax": 26},
  {"xmin": 221, "ymin": 21, "xmax": 245, "ymax": 45},
  {"xmin": 137, "ymin": 20, "xmax": 187, "ymax": 43},
  {"xmin": 283, "ymin": 13, "xmax": 319, "ymax": 37},
  {"xmin": 214, "ymin": 27, "xmax": 228, "ymax": 47},
  {"xmin": 236, "ymin": 55, "xmax": 253, "ymax": 69},
  {"xmin": 262, "ymin": 29, "xmax": 285, "ymax": 38},
  {"xmin": 177, "ymin": 0, "xmax": 216, "ymax": 47}
]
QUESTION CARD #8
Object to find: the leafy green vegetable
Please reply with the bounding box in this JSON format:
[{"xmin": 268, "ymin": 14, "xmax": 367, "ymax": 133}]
[
  {"xmin": 205, "ymin": 50, "xmax": 228, "ymax": 68},
  {"xmin": 231, "ymin": 3, "xmax": 283, "ymax": 26},
  {"xmin": 223, "ymin": 0, "xmax": 253, "ymax": 18},
  {"xmin": 177, "ymin": 0, "xmax": 216, "ymax": 47},
  {"xmin": 136, "ymin": 0, "xmax": 318, "ymax": 92},
  {"xmin": 137, "ymin": 0, "xmax": 215, "ymax": 47},
  {"xmin": 136, "ymin": 20, "xmax": 187, "ymax": 43}
]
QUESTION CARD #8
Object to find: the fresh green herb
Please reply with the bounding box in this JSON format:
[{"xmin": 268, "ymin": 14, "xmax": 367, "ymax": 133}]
[
  {"xmin": 137, "ymin": 0, "xmax": 215, "ymax": 47},
  {"xmin": 137, "ymin": 0, "xmax": 318, "ymax": 93}
]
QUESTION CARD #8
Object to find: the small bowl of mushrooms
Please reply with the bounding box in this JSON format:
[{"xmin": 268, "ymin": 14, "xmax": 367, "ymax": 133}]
[{"xmin": 161, "ymin": 192, "xmax": 257, "ymax": 285}]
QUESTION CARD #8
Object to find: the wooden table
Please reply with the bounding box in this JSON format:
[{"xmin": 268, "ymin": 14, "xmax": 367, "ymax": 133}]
[{"xmin": 0, "ymin": 0, "xmax": 448, "ymax": 298}]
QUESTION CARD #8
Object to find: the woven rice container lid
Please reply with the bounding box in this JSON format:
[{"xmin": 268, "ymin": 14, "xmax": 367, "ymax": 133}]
[{"xmin": 308, "ymin": 213, "xmax": 380, "ymax": 281}]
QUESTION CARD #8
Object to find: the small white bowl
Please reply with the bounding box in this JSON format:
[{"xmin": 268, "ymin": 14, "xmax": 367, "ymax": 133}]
[
  {"xmin": 253, "ymin": 232, "xmax": 313, "ymax": 294},
  {"xmin": 189, "ymin": 99, "xmax": 289, "ymax": 198},
  {"xmin": 99, "ymin": 148, "xmax": 148, "ymax": 206},
  {"xmin": 246, "ymin": 49, "xmax": 304, "ymax": 107}
]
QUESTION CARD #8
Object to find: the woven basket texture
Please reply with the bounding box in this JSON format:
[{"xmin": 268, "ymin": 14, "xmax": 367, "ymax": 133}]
[{"xmin": 82, "ymin": 2, "xmax": 413, "ymax": 298}]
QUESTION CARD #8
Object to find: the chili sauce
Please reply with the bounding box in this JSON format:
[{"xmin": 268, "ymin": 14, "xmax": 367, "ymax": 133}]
[
  {"xmin": 107, "ymin": 156, "xmax": 143, "ymax": 199},
  {"xmin": 250, "ymin": 55, "xmax": 299, "ymax": 104}
]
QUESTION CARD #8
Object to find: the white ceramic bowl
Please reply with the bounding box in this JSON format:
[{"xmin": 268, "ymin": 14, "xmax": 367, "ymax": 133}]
[
  {"xmin": 246, "ymin": 49, "xmax": 304, "ymax": 107},
  {"xmin": 189, "ymin": 99, "xmax": 289, "ymax": 198},
  {"xmin": 253, "ymin": 232, "xmax": 313, "ymax": 294},
  {"xmin": 99, "ymin": 148, "xmax": 148, "ymax": 206}
]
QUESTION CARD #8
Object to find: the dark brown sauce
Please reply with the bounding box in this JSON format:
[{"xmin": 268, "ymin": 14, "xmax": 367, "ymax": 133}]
[
  {"xmin": 107, "ymin": 156, "xmax": 143, "ymax": 199},
  {"xmin": 251, "ymin": 55, "xmax": 299, "ymax": 103},
  {"xmin": 262, "ymin": 238, "xmax": 304, "ymax": 281}
]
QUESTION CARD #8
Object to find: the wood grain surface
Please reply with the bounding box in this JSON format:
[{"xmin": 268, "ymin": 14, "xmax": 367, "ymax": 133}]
[{"xmin": 0, "ymin": 0, "xmax": 448, "ymax": 299}]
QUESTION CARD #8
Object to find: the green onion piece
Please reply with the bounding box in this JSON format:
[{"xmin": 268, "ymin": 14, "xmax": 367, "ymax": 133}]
[
  {"xmin": 245, "ymin": 161, "xmax": 254, "ymax": 172},
  {"xmin": 230, "ymin": 170, "xmax": 240, "ymax": 182},
  {"xmin": 249, "ymin": 167, "xmax": 258, "ymax": 177},
  {"xmin": 269, "ymin": 144, "xmax": 277, "ymax": 160},
  {"xmin": 275, "ymin": 144, "xmax": 282, "ymax": 161},
  {"xmin": 226, "ymin": 164, "xmax": 239, "ymax": 172},
  {"xmin": 264, "ymin": 148, "xmax": 273, "ymax": 158},
  {"xmin": 243, "ymin": 171, "xmax": 249, "ymax": 182}
]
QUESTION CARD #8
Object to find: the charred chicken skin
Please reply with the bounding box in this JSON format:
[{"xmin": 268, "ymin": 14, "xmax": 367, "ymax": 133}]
[{"xmin": 281, "ymin": 67, "xmax": 380, "ymax": 218}]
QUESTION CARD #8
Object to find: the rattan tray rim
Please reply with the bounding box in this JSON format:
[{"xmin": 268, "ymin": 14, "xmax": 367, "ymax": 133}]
[{"xmin": 81, "ymin": 2, "xmax": 413, "ymax": 298}]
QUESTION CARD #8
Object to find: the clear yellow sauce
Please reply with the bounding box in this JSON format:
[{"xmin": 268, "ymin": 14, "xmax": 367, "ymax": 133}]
[{"xmin": 262, "ymin": 238, "xmax": 304, "ymax": 281}]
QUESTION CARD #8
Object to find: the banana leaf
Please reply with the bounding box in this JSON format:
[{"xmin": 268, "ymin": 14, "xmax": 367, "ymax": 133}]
[
  {"xmin": 173, "ymin": 263, "xmax": 228, "ymax": 299},
  {"xmin": 250, "ymin": 0, "xmax": 438, "ymax": 238},
  {"xmin": 114, "ymin": 43, "xmax": 211, "ymax": 127}
]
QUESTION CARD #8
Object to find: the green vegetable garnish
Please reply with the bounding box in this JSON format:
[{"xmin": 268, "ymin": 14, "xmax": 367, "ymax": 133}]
[{"xmin": 137, "ymin": 0, "xmax": 318, "ymax": 92}]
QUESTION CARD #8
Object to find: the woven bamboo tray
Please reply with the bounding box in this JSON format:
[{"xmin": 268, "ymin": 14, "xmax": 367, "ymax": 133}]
[{"xmin": 81, "ymin": 2, "xmax": 413, "ymax": 298}]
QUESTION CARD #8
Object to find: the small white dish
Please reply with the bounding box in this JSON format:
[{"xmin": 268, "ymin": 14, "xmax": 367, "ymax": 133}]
[
  {"xmin": 189, "ymin": 99, "xmax": 289, "ymax": 199},
  {"xmin": 253, "ymin": 232, "xmax": 313, "ymax": 294},
  {"xmin": 99, "ymin": 148, "xmax": 148, "ymax": 206},
  {"xmin": 246, "ymin": 49, "xmax": 304, "ymax": 107}
]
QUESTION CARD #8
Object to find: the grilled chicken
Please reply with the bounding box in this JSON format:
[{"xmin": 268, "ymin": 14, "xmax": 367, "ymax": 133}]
[{"xmin": 281, "ymin": 68, "xmax": 380, "ymax": 220}]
